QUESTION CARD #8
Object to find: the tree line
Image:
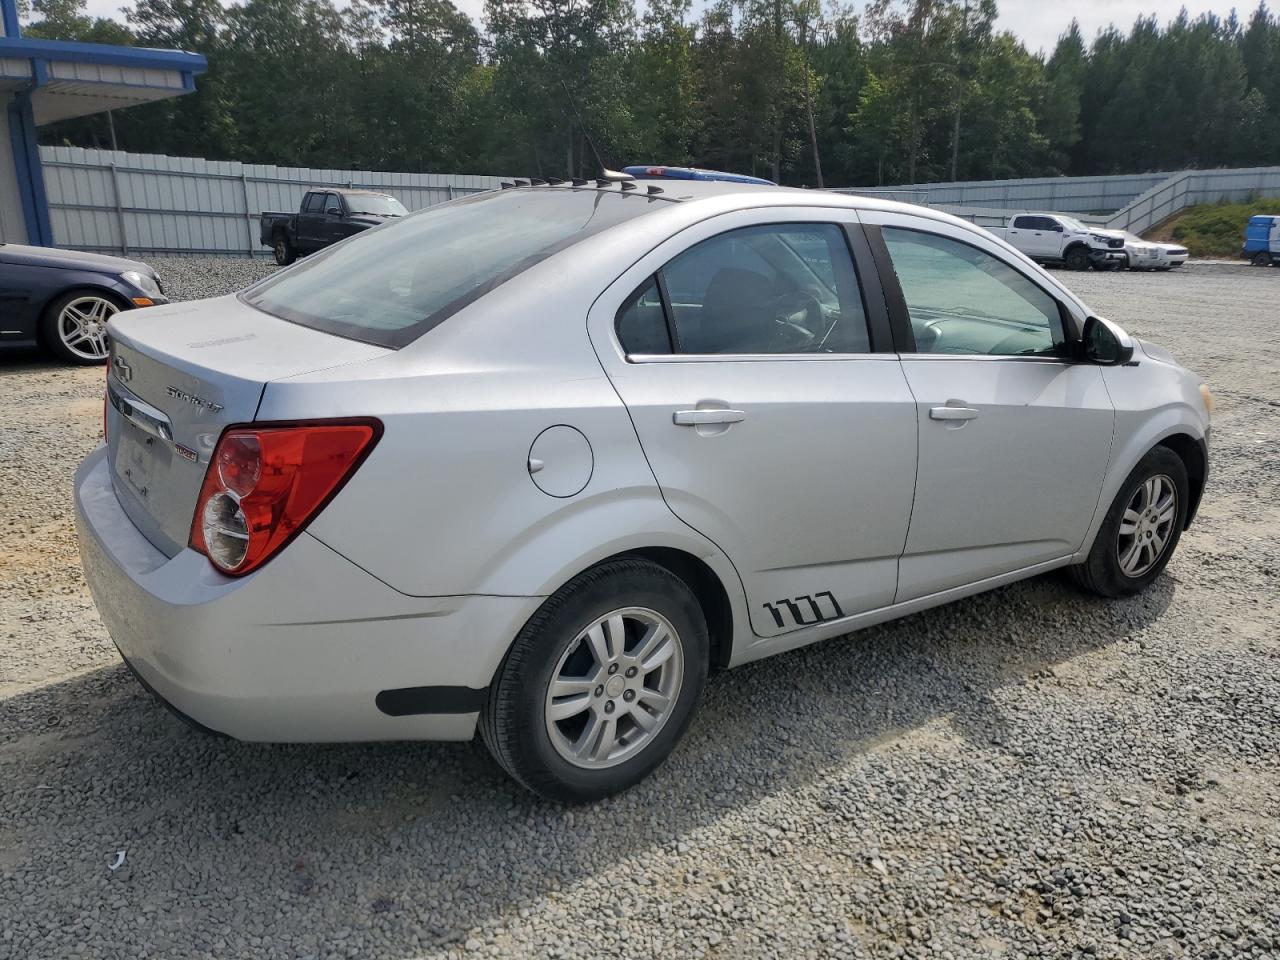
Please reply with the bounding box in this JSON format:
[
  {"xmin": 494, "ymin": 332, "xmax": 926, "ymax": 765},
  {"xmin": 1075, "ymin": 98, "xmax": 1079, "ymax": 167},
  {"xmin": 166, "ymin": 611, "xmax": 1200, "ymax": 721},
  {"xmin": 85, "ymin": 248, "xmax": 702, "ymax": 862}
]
[{"xmin": 23, "ymin": 0, "xmax": 1280, "ymax": 187}]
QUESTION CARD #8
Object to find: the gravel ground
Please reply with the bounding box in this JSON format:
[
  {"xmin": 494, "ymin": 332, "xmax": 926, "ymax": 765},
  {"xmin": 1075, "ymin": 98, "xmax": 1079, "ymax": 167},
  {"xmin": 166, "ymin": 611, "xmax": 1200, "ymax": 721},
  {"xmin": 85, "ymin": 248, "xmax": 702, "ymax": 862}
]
[{"xmin": 1, "ymin": 259, "xmax": 1277, "ymax": 960}]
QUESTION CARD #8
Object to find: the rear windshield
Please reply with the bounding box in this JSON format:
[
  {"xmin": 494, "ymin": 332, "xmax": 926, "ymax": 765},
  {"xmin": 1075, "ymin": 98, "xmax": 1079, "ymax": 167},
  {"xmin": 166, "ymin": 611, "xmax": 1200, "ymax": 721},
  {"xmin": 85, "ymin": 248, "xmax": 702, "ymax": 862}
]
[{"xmin": 243, "ymin": 188, "xmax": 664, "ymax": 348}]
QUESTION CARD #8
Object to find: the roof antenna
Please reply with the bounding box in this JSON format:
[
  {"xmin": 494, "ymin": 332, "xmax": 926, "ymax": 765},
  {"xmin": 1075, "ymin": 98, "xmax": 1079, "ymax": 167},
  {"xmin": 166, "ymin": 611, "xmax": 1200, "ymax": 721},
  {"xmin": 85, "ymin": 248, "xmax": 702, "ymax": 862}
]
[
  {"xmin": 646, "ymin": 184, "xmax": 664, "ymax": 195},
  {"xmin": 620, "ymin": 181, "xmax": 636, "ymax": 191},
  {"xmin": 530, "ymin": 178, "xmax": 547, "ymax": 186},
  {"xmin": 513, "ymin": 179, "xmax": 530, "ymax": 187},
  {"xmin": 559, "ymin": 79, "xmax": 609, "ymax": 177},
  {"xmin": 600, "ymin": 168, "xmax": 634, "ymax": 182},
  {"xmin": 500, "ymin": 181, "xmax": 515, "ymax": 189}
]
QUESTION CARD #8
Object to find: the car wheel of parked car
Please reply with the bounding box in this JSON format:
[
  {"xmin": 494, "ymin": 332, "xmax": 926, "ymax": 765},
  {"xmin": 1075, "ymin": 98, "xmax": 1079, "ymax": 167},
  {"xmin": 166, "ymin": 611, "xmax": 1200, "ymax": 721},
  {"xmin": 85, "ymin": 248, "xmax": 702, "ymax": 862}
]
[
  {"xmin": 273, "ymin": 234, "xmax": 296, "ymax": 266},
  {"xmin": 1070, "ymin": 446, "xmax": 1188, "ymax": 598},
  {"xmin": 481, "ymin": 558, "xmax": 709, "ymax": 802},
  {"xmin": 41, "ymin": 289, "xmax": 123, "ymax": 364},
  {"xmin": 1251, "ymin": 251, "xmax": 1272, "ymax": 267},
  {"xmin": 1064, "ymin": 246, "xmax": 1091, "ymax": 271}
]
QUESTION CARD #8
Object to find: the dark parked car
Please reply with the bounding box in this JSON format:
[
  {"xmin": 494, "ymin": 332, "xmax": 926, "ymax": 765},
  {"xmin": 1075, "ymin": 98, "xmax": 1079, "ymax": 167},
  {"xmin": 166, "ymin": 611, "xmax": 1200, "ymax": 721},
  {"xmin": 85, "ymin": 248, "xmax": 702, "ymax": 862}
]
[
  {"xmin": 260, "ymin": 188, "xmax": 408, "ymax": 266},
  {"xmin": 0, "ymin": 244, "xmax": 166, "ymax": 364}
]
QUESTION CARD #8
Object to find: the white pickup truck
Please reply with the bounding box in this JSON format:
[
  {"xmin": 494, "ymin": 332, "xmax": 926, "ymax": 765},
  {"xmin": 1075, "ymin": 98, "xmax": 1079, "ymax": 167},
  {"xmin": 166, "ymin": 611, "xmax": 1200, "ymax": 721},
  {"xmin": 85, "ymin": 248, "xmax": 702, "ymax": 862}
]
[{"xmin": 991, "ymin": 214, "xmax": 1128, "ymax": 271}]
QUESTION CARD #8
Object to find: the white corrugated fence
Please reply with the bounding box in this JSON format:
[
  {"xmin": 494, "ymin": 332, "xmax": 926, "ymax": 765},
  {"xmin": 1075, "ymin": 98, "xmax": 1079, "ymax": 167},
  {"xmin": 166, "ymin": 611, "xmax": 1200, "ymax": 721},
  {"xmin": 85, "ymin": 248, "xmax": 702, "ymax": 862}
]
[
  {"xmin": 36, "ymin": 147, "xmax": 1280, "ymax": 255},
  {"xmin": 38, "ymin": 146, "xmax": 504, "ymax": 257}
]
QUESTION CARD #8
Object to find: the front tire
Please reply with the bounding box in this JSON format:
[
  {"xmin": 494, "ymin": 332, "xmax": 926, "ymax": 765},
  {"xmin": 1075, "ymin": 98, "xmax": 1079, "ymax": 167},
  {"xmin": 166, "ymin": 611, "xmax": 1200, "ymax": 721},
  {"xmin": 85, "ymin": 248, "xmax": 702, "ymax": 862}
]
[
  {"xmin": 1064, "ymin": 246, "xmax": 1091, "ymax": 271},
  {"xmin": 1070, "ymin": 446, "xmax": 1189, "ymax": 598},
  {"xmin": 40, "ymin": 289, "xmax": 124, "ymax": 364},
  {"xmin": 481, "ymin": 558, "xmax": 709, "ymax": 802},
  {"xmin": 1251, "ymin": 251, "xmax": 1272, "ymax": 267}
]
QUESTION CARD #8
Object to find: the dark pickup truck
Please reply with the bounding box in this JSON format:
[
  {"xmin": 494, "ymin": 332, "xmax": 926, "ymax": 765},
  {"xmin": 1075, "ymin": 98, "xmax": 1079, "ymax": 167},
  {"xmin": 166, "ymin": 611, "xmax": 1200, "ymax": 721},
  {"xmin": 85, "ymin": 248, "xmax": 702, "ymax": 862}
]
[{"xmin": 260, "ymin": 188, "xmax": 408, "ymax": 265}]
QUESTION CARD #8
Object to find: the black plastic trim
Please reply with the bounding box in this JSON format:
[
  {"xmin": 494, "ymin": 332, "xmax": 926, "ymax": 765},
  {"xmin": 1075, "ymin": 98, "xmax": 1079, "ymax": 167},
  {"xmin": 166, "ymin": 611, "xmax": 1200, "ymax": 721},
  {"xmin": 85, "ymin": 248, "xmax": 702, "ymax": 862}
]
[
  {"xmin": 843, "ymin": 222, "xmax": 895, "ymax": 353},
  {"xmin": 375, "ymin": 685, "xmax": 486, "ymax": 716},
  {"xmin": 117, "ymin": 648, "xmax": 231, "ymax": 739},
  {"xmin": 861, "ymin": 223, "xmax": 916, "ymax": 353}
]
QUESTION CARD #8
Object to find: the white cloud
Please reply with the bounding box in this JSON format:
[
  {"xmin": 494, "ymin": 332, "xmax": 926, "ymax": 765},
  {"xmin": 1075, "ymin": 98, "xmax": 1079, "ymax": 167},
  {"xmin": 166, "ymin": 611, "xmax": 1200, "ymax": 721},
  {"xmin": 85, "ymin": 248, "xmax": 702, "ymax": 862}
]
[
  {"xmin": 995, "ymin": 0, "xmax": 1250, "ymax": 55},
  {"xmin": 75, "ymin": 0, "xmax": 1250, "ymax": 57}
]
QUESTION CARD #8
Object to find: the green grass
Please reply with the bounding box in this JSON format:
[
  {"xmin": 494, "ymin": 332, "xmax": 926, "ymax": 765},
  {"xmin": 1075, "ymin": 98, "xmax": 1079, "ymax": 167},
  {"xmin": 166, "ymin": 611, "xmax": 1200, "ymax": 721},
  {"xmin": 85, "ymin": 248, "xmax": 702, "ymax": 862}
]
[{"xmin": 1150, "ymin": 198, "xmax": 1280, "ymax": 259}]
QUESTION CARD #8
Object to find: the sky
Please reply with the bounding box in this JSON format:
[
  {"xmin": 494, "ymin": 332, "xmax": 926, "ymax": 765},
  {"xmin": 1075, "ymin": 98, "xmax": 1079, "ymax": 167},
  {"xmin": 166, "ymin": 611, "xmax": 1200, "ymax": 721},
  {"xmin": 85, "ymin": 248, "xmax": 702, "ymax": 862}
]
[{"xmin": 73, "ymin": 0, "xmax": 1251, "ymax": 56}]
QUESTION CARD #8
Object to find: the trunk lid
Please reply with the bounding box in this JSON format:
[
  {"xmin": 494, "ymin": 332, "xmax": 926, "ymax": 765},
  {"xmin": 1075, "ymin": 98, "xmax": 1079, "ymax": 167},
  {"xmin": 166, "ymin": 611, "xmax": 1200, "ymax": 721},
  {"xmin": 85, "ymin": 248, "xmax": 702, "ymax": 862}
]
[{"xmin": 105, "ymin": 295, "xmax": 389, "ymax": 556}]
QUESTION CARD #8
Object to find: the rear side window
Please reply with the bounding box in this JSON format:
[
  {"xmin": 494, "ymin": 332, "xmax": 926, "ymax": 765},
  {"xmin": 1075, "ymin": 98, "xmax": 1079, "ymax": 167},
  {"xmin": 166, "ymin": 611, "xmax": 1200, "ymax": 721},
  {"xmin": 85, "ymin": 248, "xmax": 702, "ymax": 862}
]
[
  {"xmin": 882, "ymin": 227, "xmax": 1065, "ymax": 356},
  {"xmin": 245, "ymin": 189, "xmax": 663, "ymax": 348},
  {"xmin": 618, "ymin": 223, "xmax": 871, "ymax": 356},
  {"xmin": 616, "ymin": 277, "xmax": 671, "ymax": 354}
]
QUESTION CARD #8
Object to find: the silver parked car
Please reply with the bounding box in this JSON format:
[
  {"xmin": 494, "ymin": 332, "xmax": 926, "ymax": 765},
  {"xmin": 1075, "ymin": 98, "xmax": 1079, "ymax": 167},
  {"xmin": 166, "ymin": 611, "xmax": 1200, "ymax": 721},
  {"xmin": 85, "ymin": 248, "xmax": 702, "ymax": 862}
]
[{"xmin": 75, "ymin": 174, "xmax": 1212, "ymax": 801}]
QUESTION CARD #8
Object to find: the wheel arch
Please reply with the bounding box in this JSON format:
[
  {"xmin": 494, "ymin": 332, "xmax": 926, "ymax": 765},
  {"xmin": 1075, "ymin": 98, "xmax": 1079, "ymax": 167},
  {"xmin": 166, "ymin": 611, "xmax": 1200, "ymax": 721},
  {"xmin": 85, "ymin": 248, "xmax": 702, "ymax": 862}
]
[
  {"xmin": 616, "ymin": 547, "xmax": 735, "ymax": 672},
  {"xmin": 38, "ymin": 281, "xmax": 130, "ymax": 323},
  {"xmin": 1156, "ymin": 432, "xmax": 1207, "ymax": 527}
]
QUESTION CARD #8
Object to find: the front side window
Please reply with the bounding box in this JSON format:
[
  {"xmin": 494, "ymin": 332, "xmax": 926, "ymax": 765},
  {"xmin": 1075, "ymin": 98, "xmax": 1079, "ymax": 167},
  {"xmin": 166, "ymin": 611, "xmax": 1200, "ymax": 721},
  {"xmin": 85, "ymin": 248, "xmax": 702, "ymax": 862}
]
[
  {"xmin": 324, "ymin": 194, "xmax": 342, "ymax": 216},
  {"xmin": 303, "ymin": 192, "xmax": 324, "ymax": 214},
  {"xmin": 882, "ymin": 227, "xmax": 1065, "ymax": 357},
  {"xmin": 245, "ymin": 188, "xmax": 662, "ymax": 348},
  {"xmin": 654, "ymin": 223, "xmax": 870, "ymax": 355}
]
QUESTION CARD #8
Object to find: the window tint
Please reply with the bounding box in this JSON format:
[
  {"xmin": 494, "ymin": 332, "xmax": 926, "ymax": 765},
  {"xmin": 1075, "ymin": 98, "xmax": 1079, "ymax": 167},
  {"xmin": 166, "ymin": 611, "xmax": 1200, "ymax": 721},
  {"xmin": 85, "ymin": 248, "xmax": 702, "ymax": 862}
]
[
  {"xmin": 658, "ymin": 224, "xmax": 870, "ymax": 355},
  {"xmin": 303, "ymin": 192, "xmax": 324, "ymax": 214},
  {"xmin": 882, "ymin": 227, "xmax": 1064, "ymax": 357},
  {"xmin": 616, "ymin": 277, "xmax": 671, "ymax": 355},
  {"xmin": 245, "ymin": 188, "xmax": 662, "ymax": 349},
  {"xmin": 324, "ymin": 194, "xmax": 342, "ymax": 215},
  {"xmin": 1012, "ymin": 215, "xmax": 1037, "ymax": 229}
]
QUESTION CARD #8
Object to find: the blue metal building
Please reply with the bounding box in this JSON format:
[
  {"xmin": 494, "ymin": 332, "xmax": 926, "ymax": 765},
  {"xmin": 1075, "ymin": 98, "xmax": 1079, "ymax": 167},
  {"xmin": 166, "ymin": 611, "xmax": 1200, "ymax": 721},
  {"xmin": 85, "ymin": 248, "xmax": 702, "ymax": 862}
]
[{"xmin": 0, "ymin": 0, "xmax": 206, "ymax": 245}]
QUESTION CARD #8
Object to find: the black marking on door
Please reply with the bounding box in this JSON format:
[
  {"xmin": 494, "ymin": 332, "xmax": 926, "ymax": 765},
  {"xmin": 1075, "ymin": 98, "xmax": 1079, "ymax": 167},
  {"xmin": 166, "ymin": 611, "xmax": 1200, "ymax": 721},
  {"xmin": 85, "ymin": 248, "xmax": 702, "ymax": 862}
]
[{"xmin": 763, "ymin": 591, "xmax": 844, "ymax": 628}]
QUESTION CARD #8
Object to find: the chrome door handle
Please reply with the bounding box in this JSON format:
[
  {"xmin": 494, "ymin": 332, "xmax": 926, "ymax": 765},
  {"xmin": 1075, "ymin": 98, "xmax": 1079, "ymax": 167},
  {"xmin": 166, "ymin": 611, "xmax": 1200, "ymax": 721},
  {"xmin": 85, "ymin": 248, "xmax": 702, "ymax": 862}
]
[
  {"xmin": 929, "ymin": 405, "xmax": 979, "ymax": 421},
  {"xmin": 673, "ymin": 409, "xmax": 746, "ymax": 426}
]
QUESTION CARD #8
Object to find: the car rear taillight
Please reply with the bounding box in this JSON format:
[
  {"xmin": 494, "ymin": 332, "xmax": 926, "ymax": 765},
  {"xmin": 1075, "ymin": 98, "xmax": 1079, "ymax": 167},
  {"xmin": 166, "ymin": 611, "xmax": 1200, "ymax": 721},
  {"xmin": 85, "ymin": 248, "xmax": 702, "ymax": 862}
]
[{"xmin": 189, "ymin": 419, "xmax": 381, "ymax": 576}]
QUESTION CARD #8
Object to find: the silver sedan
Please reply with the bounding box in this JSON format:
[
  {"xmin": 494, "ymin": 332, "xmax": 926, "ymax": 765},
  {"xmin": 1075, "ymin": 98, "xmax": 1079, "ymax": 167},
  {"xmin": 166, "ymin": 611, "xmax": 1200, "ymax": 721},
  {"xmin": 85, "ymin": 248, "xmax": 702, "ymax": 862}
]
[{"xmin": 75, "ymin": 174, "xmax": 1211, "ymax": 801}]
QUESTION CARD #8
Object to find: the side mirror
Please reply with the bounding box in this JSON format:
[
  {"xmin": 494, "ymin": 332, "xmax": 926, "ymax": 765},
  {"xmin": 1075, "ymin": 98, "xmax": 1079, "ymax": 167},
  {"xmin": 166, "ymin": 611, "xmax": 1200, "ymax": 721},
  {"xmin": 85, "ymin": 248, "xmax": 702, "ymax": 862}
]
[
  {"xmin": 1082, "ymin": 315, "xmax": 1134, "ymax": 366},
  {"xmin": 1052, "ymin": 224, "xmax": 1064, "ymax": 232},
  {"xmin": 326, "ymin": 207, "xmax": 341, "ymax": 217}
]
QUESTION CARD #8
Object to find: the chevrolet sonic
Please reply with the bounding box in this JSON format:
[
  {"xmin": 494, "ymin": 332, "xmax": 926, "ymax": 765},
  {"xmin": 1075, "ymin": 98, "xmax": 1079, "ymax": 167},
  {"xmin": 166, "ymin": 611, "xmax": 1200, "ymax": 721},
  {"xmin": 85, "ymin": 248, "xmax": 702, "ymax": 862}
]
[{"xmin": 75, "ymin": 174, "xmax": 1211, "ymax": 801}]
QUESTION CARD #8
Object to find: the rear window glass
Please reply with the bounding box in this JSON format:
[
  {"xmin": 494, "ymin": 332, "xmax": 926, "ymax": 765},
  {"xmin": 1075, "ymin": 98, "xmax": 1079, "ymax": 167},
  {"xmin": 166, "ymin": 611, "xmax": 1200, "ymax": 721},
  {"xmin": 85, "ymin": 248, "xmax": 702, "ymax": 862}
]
[{"xmin": 243, "ymin": 189, "xmax": 665, "ymax": 348}]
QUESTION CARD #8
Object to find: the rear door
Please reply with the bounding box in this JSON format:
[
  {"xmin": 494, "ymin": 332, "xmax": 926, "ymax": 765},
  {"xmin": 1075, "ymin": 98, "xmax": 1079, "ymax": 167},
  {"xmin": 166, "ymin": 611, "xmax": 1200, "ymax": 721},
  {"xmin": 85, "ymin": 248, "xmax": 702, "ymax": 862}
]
[
  {"xmin": 295, "ymin": 191, "xmax": 326, "ymax": 249},
  {"xmin": 1009, "ymin": 215, "xmax": 1056, "ymax": 259},
  {"xmin": 589, "ymin": 208, "xmax": 918, "ymax": 639},
  {"xmin": 859, "ymin": 210, "xmax": 1114, "ymax": 601}
]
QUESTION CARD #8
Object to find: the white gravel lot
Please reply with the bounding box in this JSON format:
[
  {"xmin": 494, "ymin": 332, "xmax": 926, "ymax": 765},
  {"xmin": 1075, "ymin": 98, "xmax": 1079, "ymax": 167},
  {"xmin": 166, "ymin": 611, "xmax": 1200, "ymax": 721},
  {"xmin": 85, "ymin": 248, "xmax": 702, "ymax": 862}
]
[{"xmin": 0, "ymin": 259, "xmax": 1277, "ymax": 960}]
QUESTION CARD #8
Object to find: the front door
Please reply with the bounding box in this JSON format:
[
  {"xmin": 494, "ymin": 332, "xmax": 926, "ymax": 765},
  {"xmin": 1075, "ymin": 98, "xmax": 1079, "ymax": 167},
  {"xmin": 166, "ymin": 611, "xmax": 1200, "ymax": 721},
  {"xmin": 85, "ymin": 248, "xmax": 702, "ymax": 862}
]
[
  {"xmin": 864, "ymin": 213, "xmax": 1115, "ymax": 601},
  {"xmin": 590, "ymin": 212, "xmax": 918, "ymax": 638}
]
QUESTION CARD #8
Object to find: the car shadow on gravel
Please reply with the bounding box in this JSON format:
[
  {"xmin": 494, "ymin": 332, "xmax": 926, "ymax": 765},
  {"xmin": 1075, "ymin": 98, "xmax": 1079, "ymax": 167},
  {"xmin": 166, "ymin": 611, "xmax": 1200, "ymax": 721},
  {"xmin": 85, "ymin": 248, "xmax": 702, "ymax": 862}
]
[{"xmin": 0, "ymin": 570, "xmax": 1174, "ymax": 952}]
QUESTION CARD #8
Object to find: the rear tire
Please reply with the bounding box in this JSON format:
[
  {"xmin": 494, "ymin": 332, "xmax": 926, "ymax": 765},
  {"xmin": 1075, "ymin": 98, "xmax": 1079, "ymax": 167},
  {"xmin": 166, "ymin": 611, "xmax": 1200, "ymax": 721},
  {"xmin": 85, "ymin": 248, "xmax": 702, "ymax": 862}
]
[
  {"xmin": 1251, "ymin": 251, "xmax": 1272, "ymax": 267},
  {"xmin": 1069, "ymin": 446, "xmax": 1188, "ymax": 598},
  {"xmin": 273, "ymin": 233, "xmax": 296, "ymax": 266},
  {"xmin": 481, "ymin": 558, "xmax": 709, "ymax": 802},
  {"xmin": 1064, "ymin": 246, "xmax": 1091, "ymax": 271}
]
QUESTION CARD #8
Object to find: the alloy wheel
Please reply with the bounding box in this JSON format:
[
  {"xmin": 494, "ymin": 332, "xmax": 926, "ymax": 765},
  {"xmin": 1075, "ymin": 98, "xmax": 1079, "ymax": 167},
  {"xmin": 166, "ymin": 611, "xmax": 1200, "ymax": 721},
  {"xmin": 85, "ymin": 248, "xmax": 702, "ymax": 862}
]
[
  {"xmin": 543, "ymin": 606, "xmax": 684, "ymax": 769},
  {"xmin": 57, "ymin": 295, "xmax": 118, "ymax": 361},
  {"xmin": 1117, "ymin": 474, "xmax": 1178, "ymax": 578}
]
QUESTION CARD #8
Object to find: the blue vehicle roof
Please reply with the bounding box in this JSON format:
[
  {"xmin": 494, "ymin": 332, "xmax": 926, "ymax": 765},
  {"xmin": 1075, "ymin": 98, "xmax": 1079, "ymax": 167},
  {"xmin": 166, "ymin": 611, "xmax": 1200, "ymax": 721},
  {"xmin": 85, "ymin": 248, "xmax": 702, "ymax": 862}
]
[{"xmin": 623, "ymin": 165, "xmax": 776, "ymax": 186}]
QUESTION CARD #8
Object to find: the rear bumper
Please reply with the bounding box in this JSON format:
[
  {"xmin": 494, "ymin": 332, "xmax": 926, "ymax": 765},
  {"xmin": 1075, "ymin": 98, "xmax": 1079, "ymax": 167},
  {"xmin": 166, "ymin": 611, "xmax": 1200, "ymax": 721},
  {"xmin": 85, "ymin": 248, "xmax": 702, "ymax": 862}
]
[{"xmin": 74, "ymin": 446, "xmax": 541, "ymax": 742}]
